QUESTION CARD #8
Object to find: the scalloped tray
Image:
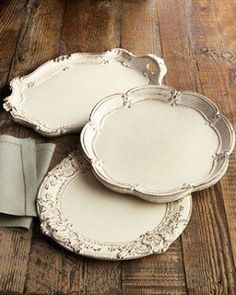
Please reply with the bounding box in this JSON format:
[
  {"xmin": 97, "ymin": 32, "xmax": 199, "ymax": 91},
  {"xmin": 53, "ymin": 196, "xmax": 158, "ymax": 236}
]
[
  {"xmin": 81, "ymin": 85, "xmax": 235, "ymax": 203},
  {"xmin": 4, "ymin": 49, "xmax": 167, "ymax": 137},
  {"xmin": 37, "ymin": 152, "xmax": 192, "ymax": 260}
]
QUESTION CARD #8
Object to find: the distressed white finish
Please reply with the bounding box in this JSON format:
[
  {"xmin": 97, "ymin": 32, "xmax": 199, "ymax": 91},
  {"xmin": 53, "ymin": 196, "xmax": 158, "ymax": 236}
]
[
  {"xmin": 37, "ymin": 153, "xmax": 192, "ymax": 260},
  {"xmin": 81, "ymin": 85, "xmax": 235, "ymax": 203},
  {"xmin": 3, "ymin": 49, "xmax": 167, "ymax": 137}
]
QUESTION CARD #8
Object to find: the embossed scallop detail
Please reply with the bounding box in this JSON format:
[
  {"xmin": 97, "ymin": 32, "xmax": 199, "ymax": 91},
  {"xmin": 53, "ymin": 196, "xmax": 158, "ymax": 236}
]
[
  {"xmin": 37, "ymin": 152, "xmax": 192, "ymax": 260},
  {"xmin": 3, "ymin": 48, "xmax": 167, "ymax": 137},
  {"xmin": 81, "ymin": 85, "xmax": 235, "ymax": 203}
]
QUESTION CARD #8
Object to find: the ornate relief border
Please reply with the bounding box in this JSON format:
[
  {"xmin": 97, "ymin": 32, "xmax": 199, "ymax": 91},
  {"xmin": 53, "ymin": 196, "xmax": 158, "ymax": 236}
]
[{"xmin": 37, "ymin": 152, "xmax": 192, "ymax": 260}]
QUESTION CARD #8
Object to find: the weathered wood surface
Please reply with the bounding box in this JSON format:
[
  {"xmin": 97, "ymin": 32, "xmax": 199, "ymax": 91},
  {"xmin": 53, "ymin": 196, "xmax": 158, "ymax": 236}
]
[{"xmin": 0, "ymin": 0, "xmax": 235, "ymax": 294}]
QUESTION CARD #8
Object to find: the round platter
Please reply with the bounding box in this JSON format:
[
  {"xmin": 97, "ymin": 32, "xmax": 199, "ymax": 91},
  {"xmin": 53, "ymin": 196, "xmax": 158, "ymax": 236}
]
[
  {"xmin": 3, "ymin": 48, "xmax": 167, "ymax": 137},
  {"xmin": 81, "ymin": 85, "xmax": 235, "ymax": 203},
  {"xmin": 37, "ymin": 152, "xmax": 192, "ymax": 260}
]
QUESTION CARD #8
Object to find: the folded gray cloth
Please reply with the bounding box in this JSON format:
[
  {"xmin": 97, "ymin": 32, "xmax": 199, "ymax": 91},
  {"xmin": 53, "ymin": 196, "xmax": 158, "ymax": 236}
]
[
  {"xmin": 0, "ymin": 135, "xmax": 55, "ymax": 229},
  {"xmin": 36, "ymin": 143, "xmax": 56, "ymax": 186},
  {"xmin": 0, "ymin": 214, "xmax": 32, "ymax": 229}
]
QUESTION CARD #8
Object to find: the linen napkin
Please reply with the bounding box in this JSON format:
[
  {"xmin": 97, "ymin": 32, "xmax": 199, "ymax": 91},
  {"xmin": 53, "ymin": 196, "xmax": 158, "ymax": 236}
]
[{"xmin": 0, "ymin": 135, "xmax": 55, "ymax": 229}]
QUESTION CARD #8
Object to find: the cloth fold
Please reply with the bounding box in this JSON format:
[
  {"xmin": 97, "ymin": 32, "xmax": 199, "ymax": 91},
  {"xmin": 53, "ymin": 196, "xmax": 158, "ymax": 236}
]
[{"xmin": 0, "ymin": 135, "xmax": 55, "ymax": 229}]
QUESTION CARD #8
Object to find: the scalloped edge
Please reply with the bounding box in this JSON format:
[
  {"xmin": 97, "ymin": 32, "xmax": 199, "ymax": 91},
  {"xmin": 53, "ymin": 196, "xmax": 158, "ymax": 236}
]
[
  {"xmin": 81, "ymin": 85, "xmax": 235, "ymax": 203},
  {"xmin": 3, "ymin": 48, "xmax": 167, "ymax": 137}
]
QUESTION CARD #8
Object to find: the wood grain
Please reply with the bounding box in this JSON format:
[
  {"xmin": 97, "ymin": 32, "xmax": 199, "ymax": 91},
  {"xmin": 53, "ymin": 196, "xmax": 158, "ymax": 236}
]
[
  {"xmin": 157, "ymin": 0, "xmax": 236, "ymax": 293},
  {"xmin": 188, "ymin": 0, "xmax": 236, "ymax": 266},
  {"xmin": 120, "ymin": 0, "xmax": 162, "ymax": 56},
  {"xmin": 0, "ymin": 0, "xmax": 65, "ymax": 294},
  {"xmin": 7, "ymin": 0, "xmax": 65, "ymax": 80},
  {"xmin": 0, "ymin": 229, "xmax": 32, "ymax": 294},
  {"xmin": 0, "ymin": 0, "xmax": 27, "ymax": 102},
  {"xmin": 122, "ymin": 243, "xmax": 187, "ymax": 295},
  {"xmin": 0, "ymin": 1, "xmax": 33, "ymax": 293},
  {"xmin": 60, "ymin": 0, "xmax": 121, "ymax": 54}
]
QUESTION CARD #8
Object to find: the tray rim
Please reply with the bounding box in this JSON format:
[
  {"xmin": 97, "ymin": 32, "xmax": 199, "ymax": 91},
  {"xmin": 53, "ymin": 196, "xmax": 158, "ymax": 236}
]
[
  {"xmin": 3, "ymin": 48, "xmax": 167, "ymax": 137},
  {"xmin": 37, "ymin": 152, "xmax": 192, "ymax": 260},
  {"xmin": 80, "ymin": 85, "xmax": 235, "ymax": 203}
]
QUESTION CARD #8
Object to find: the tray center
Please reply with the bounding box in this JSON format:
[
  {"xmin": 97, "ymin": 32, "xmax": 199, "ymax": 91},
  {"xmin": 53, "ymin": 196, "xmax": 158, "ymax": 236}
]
[
  {"xmin": 95, "ymin": 99, "xmax": 219, "ymax": 192},
  {"xmin": 22, "ymin": 61, "xmax": 149, "ymax": 129},
  {"xmin": 62, "ymin": 171, "xmax": 166, "ymax": 243}
]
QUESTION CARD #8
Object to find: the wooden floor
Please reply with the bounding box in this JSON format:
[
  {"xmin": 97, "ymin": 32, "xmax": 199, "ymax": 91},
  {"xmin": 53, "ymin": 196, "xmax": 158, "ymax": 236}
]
[{"xmin": 0, "ymin": 0, "xmax": 235, "ymax": 294}]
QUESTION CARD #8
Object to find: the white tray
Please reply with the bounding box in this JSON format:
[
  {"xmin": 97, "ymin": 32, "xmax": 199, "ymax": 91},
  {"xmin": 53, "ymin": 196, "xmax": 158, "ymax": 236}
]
[
  {"xmin": 4, "ymin": 49, "xmax": 167, "ymax": 137},
  {"xmin": 37, "ymin": 153, "xmax": 192, "ymax": 260},
  {"xmin": 81, "ymin": 85, "xmax": 235, "ymax": 203}
]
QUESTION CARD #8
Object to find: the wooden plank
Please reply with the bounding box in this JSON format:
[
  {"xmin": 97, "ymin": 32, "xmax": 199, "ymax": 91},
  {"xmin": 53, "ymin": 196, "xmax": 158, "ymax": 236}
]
[
  {"xmin": 0, "ymin": 0, "xmax": 65, "ymax": 294},
  {"xmin": 120, "ymin": 1, "xmax": 187, "ymax": 294},
  {"xmin": 0, "ymin": 0, "xmax": 27, "ymax": 101},
  {"xmin": 183, "ymin": 189, "xmax": 236, "ymax": 294},
  {"xmin": 0, "ymin": 229, "xmax": 32, "ymax": 293},
  {"xmin": 157, "ymin": 0, "xmax": 236, "ymax": 293},
  {"xmin": 60, "ymin": 0, "xmax": 121, "ymax": 54},
  {"xmin": 80, "ymin": 260, "xmax": 122, "ymax": 295},
  {"xmin": 187, "ymin": 0, "xmax": 236, "ymax": 265},
  {"xmin": 7, "ymin": 0, "xmax": 64, "ymax": 80},
  {"xmin": 120, "ymin": 0, "xmax": 162, "ymax": 56},
  {"xmin": 0, "ymin": 1, "xmax": 34, "ymax": 294},
  {"xmin": 157, "ymin": 0, "xmax": 200, "ymax": 91},
  {"xmin": 24, "ymin": 222, "xmax": 85, "ymax": 294},
  {"xmin": 24, "ymin": 1, "xmax": 122, "ymax": 294},
  {"xmin": 122, "ymin": 242, "xmax": 187, "ymax": 295}
]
